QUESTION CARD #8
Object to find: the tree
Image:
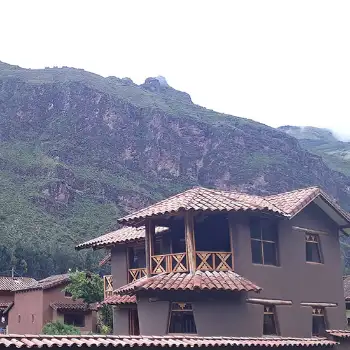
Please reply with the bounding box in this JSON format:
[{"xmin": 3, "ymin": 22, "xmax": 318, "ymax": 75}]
[
  {"xmin": 64, "ymin": 271, "xmax": 112, "ymax": 334},
  {"xmin": 64, "ymin": 271, "xmax": 103, "ymax": 304},
  {"xmin": 42, "ymin": 321, "xmax": 80, "ymax": 335}
]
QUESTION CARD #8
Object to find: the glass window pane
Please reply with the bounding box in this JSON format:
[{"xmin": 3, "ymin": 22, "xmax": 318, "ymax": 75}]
[
  {"xmin": 250, "ymin": 220, "xmax": 261, "ymax": 239},
  {"xmin": 312, "ymin": 315, "xmax": 326, "ymax": 336},
  {"xmin": 263, "ymin": 313, "xmax": 277, "ymax": 335},
  {"xmin": 168, "ymin": 311, "xmax": 197, "ymax": 334},
  {"xmin": 306, "ymin": 242, "xmax": 321, "ymax": 263},
  {"xmin": 251, "ymin": 240, "xmax": 263, "ymax": 264},
  {"xmin": 263, "ymin": 242, "xmax": 277, "ymax": 265},
  {"xmin": 262, "ymin": 221, "xmax": 277, "ymax": 241}
]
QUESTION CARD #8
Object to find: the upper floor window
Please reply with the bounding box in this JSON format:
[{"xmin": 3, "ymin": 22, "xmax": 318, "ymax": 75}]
[
  {"xmin": 168, "ymin": 302, "xmax": 197, "ymax": 334},
  {"xmin": 306, "ymin": 234, "xmax": 322, "ymax": 263},
  {"xmin": 312, "ymin": 307, "xmax": 326, "ymax": 336},
  {"xmin": 64, "ymin": 290, "xmax": 72, "ymax": 298},
  {"xmin": 250, "ymin": 219, "xmax": 278, "ymax": 266},
  {"xmin": 263, "ymin": 306, "xmax": 278, "ymax": 335}
]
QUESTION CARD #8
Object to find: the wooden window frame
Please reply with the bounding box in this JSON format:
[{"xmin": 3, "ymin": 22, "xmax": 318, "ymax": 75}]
[
  {"xmin": 312, "ymin": 307, "xmax": 327, "ymax": 336},
  {"xmin": 167, "ymin": 302, "xmax": 197, "ymax": 335},
  {"xmin": 306, "ymin": 234, "xmax": 323, "ymax": 264},
  {"xmin": 263, "ymin": 305, "xmax": 279, "ymax": 335},
  {"xmin": 250, "ymin": 220, "xmax": 278, "ymax": 266},
  {"xmin": 129, "ymin": 308, "xmax": 140, "ymax": 335}
]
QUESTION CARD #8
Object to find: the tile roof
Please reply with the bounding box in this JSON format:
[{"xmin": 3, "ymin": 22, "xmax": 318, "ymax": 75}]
[
  {"xmin": 115, "ymin": 270, "xmax": 261, "ymax": 295},
  {"xmin": 16, "ymin": 274, "xmax": 70, "ymax": 292},
  {"xmin": 76, "ymin": 226, "xmax": 169, "ymax": 250},
  {"xmin": 118, "ymin": 187, "xmax": 284, "ymax": 226},
  {"xmin": 0, "ymin": 302, "xmax": 13, "ymax": 313},
  {"xmin": 103, "ymin": 294, "xmax": 137, "ymax": 305},
  {"xmin": 0, "ymin": 335, "xmax": 337, "ymax": 348},
  {"xmin": 326, "ymin": 330, "xmax": 350, "ymax": 339},
  {"xmin": 343, "ymin": 275, "xmax": 350, "ymax": 300},
  {"xmin": 0, "ymin": 277, "xmax": 37, "ymax": 291},
  {"xmin": 50, "ymin": 302, "xmax": 96, "ymax": 311},
  {"xmin": 99, "ymin": 253, "xmax": 111, "ymax": 267}
]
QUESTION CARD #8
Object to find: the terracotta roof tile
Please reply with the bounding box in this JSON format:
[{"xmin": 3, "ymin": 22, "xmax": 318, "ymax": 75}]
[
  {"xmin": 76, "ymin": 226, "xmax": 169, "ymax": 250},
  {"xmin": 266, "ymin": 187, "xmax": 350, "ymax": 221},
  {"xmin": 50, "ymin": 302, "xmax": 95, "ymax": 311},
  {"xmin": 16, "ymin": 274, "xmax": 70, "ymax": 292},
  {"xmin": 0, "ymin": 277, "xmax": 37, "ymax": 291},
  {"xmin": 103, "ymin": 294, "xmax": 136, "ymax": 305},
  {"xmin": 0, "ymin": 302, "xmax": 13, "ymax": 312},
  {"xmin": 115, "ymin": 270, "xmax": 261, "ymax": 295},
  {"xmin": 99, "ymin": 253, "xmax": 111, "ymax": 266},
  {"xmin": 0, "ymin": 335, "xmax": 336, "ymax": 348},
  {"xmin": 118, "ymin": 187, "xmax": 284, "ymax": 225},
  {"xmin": 326, "ymin": 330, "xmax": 350, "ymax": 338}
]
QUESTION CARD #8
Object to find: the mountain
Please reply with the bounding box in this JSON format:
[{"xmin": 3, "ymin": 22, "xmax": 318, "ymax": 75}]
[
  {"xmin": 279, "ymin": 126, "xmax": 350, "ymax": 176},
  {"xmin": 1, "ymin": 61, "xmax": 350, "ymax": 278}
]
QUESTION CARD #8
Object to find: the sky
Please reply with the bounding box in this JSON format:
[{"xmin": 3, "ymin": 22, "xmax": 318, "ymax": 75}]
[{"xmin": 1, "ymin": 0, "xmax": 350, "ymax": 140}]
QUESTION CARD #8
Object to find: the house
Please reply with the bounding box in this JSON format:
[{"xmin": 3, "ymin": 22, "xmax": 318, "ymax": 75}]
[
  {"xmin": 0, "ymin": 276, "xmax": 37, "ymax": 333},
  {"xmin": 76, "ymin": 186, "xmax": 350, "ymax": 341},
  {"xmin": 7, "ymin": 274, "xmax": 97, "ymax": 334}
]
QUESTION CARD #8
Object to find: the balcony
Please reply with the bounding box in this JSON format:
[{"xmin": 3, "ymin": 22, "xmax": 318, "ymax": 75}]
[
  {"xmin": 128, "ymin": 268, "xmax": 147, "ymax": 282},
  {"xmin": 151, "ymin": 251, "xmax": 233, "ymax": 274},
  {"xmin": 103, "ymin": 275, "xmax": 113, "ymax": 299}
]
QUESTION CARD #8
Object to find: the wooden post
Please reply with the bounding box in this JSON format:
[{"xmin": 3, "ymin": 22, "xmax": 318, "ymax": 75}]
[
  {"xmin": 145, "ymin": 220, "xmax": 155, "ymax": 276},
  {"xmin": 185, "ymin": 211, "xmax": 196, "ymax": 273},
  {"xmin": 228, "ymin": 213, "xmax": 235, "ymax": 270}
]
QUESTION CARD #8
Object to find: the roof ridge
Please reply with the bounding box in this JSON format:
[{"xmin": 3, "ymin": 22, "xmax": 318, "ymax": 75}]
[{"xmin": 264, "ymin": 186, "xmax": 320, "ymax": 199}]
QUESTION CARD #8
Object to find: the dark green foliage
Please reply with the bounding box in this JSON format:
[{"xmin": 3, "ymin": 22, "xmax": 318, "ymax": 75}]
[
  {"xmin": 42, "ymin": 321, "xmax": 80, "ymax": 335},
  {"xmin": 65, "ymin": 271, "xmax": 103, "ymax": 304},
  {"xmin": 64, "ymin": 271, "xmax": 112, "ymax": 333}
]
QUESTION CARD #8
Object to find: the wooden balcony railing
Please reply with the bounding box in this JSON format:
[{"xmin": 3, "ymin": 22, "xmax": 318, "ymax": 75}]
[
  {"xmin": 196, "ymin": 251, "xmax": 233, "ymax": 271},
  {"xmin": 103, "ymin": 275, "xmax": 113, "ymax": 299},
  {"xmin": 128, "ymin": 268, "xmax": 147, "ymax": 282},
  {"xmin": 151, "ymin": 253, "xmax": 188, "ymax": 274}
]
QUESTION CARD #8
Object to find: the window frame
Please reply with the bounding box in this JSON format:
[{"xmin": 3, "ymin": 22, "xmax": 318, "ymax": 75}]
[
  {"xmin": 305, "ymin": 234, "xmax": 323, "ymax": 264},
  {"xmin": 250, "ymin": 219, "xmax": 279, "ymax": 266},
  {"xmin": 312, "ymin": 307, "xmax": 327, "ymax": 336},
  {"xmin": 167, "ymin": 302, "xmax": 197, "ymax": 335},
  {"xmin": 263, "ymin": 305, "xmax": 279, "ymax": 336},
  {"xmin": 63, "ymin": 312, "xmax": 85, "ymax": 328}
]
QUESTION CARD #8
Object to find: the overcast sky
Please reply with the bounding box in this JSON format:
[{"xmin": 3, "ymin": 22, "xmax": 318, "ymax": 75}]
[{"xmin": 1, "ymin": 1, "xmax": 350, "ymax": 139}]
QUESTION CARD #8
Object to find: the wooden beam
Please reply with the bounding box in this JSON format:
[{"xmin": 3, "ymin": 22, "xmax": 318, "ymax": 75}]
[
  {"xmin": 300, "ymin": 302, "xmax": 337, "ymax": 307},
  {"xmin": 185, "ymin": 211, "xmax": 196, "ymax": 273},
  {"xmin": 292, "ymin": 226, "xmax": 328, "ymax": 235},
  {"xmin": 228, "ymin": 214, "xmax": 235, "ymax": 271},
  {"xmin": 145, "ymin": 220, "xmax": 155, "ymax": 277},
  {"xmin": 246, "ymin": 298, "xmax": 292, "ymax": 306}
]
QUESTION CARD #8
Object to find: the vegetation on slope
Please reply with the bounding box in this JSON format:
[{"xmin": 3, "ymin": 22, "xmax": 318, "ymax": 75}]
[{"xmin": 0, "ymin": 62, "xmax": 349, "ymax": 278}]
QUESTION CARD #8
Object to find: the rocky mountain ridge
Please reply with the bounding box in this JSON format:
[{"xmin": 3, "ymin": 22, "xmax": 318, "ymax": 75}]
[
  {"xmin": 0, "ymin": 61, "xmax": 349, "ymax": 278},
  {"xmin": 279, "ymin": 125, "xmax": 350, "ymax": 176}
]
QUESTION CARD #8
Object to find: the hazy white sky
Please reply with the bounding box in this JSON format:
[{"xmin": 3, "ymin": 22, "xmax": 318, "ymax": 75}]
[{"xmin": 1, "ymin": 0, "xmax": 350, "ymax": 139}]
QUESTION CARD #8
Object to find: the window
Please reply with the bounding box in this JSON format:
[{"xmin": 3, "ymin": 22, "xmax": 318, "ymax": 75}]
[
  {"xmin": 129, "ymin": 309, "xmax": 140, "ymax": 335},
  {"xmin": 31, "ymin": 314, "xmax": 35, "ymax": 323},
  {"xmin": 250, "ymin": 219, "xmax": 278, "ymax": 265},
  {"xmin": 64, "ymin": 290, "xmax": 72, "ymax": 298},
  {"xmin": 64, "ymin": 313, "xmax": 85, "ymax": 327},
  {"xmin": 18, "ymin": 315, "xmax": 21, "ymax": 323},
  {"xmin": 347, "ymin": 318, "xmax": 350, "ymax": 327},
  {"xmin": 306, "ymin": 234, "xmax": 322, "ymax": 263},
  {"xmin": 312, "ymin": 308, "xmax": 326, "ymax": 336},
  {"xmin": 168, "ymin": 302, "xmax": 197, "ymax": 334},
  {"xmin": 263, "ymin": 306, "xmax": 278, "ymax": 335}
]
